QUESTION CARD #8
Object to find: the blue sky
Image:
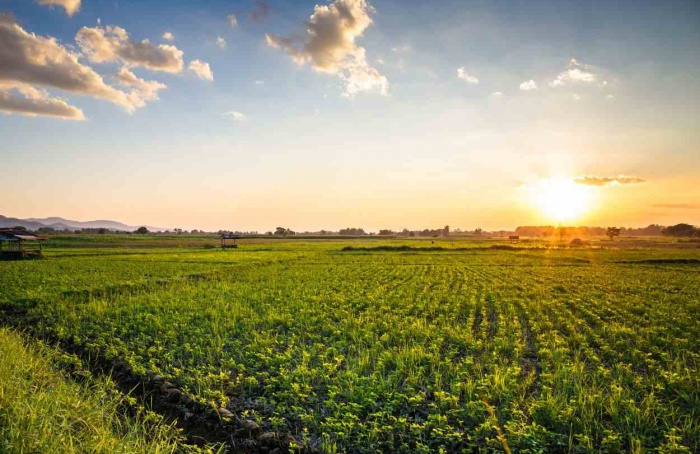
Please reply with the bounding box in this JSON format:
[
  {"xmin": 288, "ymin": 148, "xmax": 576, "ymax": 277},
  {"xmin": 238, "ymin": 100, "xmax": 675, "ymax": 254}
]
[{"xmin": 1, "ymin": 0, "xmax": 699, "ymax": 231}]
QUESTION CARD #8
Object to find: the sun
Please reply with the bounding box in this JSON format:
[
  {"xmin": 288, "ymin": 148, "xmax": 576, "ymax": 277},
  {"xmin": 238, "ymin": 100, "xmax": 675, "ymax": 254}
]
[{"xmin": 526, "ymin": 177, "xmax": 595, "ymax": 222}]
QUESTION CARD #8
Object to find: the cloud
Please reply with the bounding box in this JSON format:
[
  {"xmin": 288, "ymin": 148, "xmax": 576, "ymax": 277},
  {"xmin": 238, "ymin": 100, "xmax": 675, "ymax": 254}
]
[
  {"xmin": 457, "ymin": 67, "xmax": 478, "ymax": 84},
  {"xmin": 162, "ymin": 32, "xmax": 174, "ymax": 41},
  {"xmin": 254, "ymin": 79, "xmax": 265, "ymax": 85},
  {"xmin": 36, "ymin": 0, "xmax": 81, "ymax": 16},
  {"xmin": 249, "ymin": 0, "xmax": 270, "ymax": 22},
  {"xmin": 114, "ymin": 67, "xmax": 166, "ymax": 108},
  {"xmin": 76, "ymin": 25, "xmax": 184, "ymax": 73},
  {"xmin": 223, "ymin": 111, "xmax": 246, "ymax": 121},
  {"xmin": 265, "ymin": 0, "xmax": 387, "ymax": 97},
  {"xmin": 216, "ymin": 37, "xmax": 227, "ymax": 49},
  {"xmin": 391, "ymin": 44, "xmax": 411, "ymax": 53},
  {"xmin": 491, "ymin": 91, "xmax": 503, "ymax": 97},
  {"xmin": 188, "ymin": 60, "xmax": 213, "ymax": 81},
  {"xmin": 549, "ymin": 58, "xmax": 596, "ymax": 87},
  {"xmin": 0, "ymin": 83, "xmax": 84, "ymax": 120},
  {"xmin": 574, "ymin": 175, "xmax": 645, "ymax": 186},
  {"xmin": 572, "ymin": 93, "xmax": 581, "ymax": 101},
  {"xmin": 606, "ymin": 94, "xmax": 614, "ymax": 99},
  {"xmin": 228, "ymin": 14, "xmax": 238, "ymax": 28},
  {"xmin": 519, "ymin": 79, "xmax": 537, "ymax": 91},
  {"xmin": 652, "ymin": 203, "xmax": 699, "ymax": 210},
  {"xmin": 0, "ymin": 14, "xmax": 155, "ymax": 115}
]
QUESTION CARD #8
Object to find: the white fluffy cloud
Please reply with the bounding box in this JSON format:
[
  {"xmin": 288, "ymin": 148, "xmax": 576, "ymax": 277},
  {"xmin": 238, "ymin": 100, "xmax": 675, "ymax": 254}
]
[
  {"xmin": 36, "ymin": 0, "xmax": 81, "ymax": 16},
  {"xmin": 491, "ymin": 91, "xmax": 503, "ymax": 97},
  {"xmin": 457, "ymin": 67, "xmax": 478, "ymax": 84},
  {"xmin": 223, "ymin": 111, "xmax": 246, "ymax": 121},
  {"xmin": 0, "ymin": 14, "xmax": 156, "ymax": 115},
  {"xmin": 76, "ymin": 25, "xmax": 184, "ymax": 73},
  {"xmin": 114, "ymin": 67, "xmax": 167, "ymax": 108},
  {"xmin": 162, "ymin": 32, "xmax": 174, "ymax": 41},
  {"xmin": 265, "ymin": 0, "xmax": 387, "ymax": 97},
  {"xmin": 188, "ymin": 60, "xmax": 214, "ymax": 81},
  {"xmin": 216, "ymin": 37, "xmax": 227, "ymax": 49},
  {"xmin": 549, "ymin": 58, "xmax": 596, "ymax": 87},
  {"xmin": 519, "ymin": 80, "xmax": 537, "ymax": 91},
  {"xmin": 228, "ymin": 14, "xmax": 238, "ymax": 28},
  {"xmin": 0, "ymin": 82, "xmax": 85, "ymax": 120}
]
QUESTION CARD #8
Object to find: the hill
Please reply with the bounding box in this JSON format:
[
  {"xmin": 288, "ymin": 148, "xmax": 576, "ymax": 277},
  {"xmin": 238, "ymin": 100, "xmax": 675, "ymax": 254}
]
[{"xmin": 0, "ymin": 215, "xmax": 169, "ymax": 232}]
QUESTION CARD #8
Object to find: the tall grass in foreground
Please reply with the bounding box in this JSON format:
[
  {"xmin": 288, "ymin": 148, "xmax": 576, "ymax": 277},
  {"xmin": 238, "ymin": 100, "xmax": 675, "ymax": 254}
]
[{"xmin": 0, "ymin": 327, "xmax": 217, "ymax": 454}]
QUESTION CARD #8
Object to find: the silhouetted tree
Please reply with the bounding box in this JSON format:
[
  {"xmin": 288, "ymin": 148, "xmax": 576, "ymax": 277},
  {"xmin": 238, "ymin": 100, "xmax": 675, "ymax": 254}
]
[
  {"xmin": 339, "ymin": 228, "xmax": 366, "ymax": 236},
  {"xmin": 558, "ymin": 227, "xmax": 570, "ymax": 241},
  {"xmin": 135, "ymin": 226, "xmax": 149, "ymax": 234},
  {"xmin": 606, "ymin": 227, "xmax": 621, "ymax": 241},
  {"xmin": 663, "ymin": 223, "xmax": 698, "ymax": 237}
]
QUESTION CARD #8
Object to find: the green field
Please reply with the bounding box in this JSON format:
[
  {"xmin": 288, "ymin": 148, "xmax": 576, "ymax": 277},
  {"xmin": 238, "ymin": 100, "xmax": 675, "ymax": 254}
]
[{"xmin": 1, "ymin": 236, "xmax": 699, "ymax": 453}]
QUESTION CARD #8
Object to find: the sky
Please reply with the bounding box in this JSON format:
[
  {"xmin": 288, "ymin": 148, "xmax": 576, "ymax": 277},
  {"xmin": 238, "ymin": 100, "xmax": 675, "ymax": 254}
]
[{"xmin": 1, "ymin": 0, "xmax": 699, "ymax": 232}]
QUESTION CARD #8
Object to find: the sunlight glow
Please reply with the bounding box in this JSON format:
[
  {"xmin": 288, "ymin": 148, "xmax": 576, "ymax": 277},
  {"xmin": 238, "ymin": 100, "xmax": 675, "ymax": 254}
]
[{"xmin": 526, "ymin": 177, "xmax": 595, "ymax": 222}]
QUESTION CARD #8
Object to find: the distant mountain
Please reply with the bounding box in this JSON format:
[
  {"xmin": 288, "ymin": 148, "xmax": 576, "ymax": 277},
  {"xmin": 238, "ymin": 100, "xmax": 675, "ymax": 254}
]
[{"xmin": 0, "ymin": 215, "xmax": 169, "ymax": 232}]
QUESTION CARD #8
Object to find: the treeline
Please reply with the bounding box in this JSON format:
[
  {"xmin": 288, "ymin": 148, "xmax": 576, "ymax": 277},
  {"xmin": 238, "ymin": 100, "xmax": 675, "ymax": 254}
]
[
  {"xmin": 269, "ymin": 226, "xmax": 456, "ymax": 237},
  {"xmin": 13, "ymin": 223, "xmax": 700, "ymax": 238},
  {"xmin": 515, "ymin": 224, "xmax": 699, "ymax": 238}
]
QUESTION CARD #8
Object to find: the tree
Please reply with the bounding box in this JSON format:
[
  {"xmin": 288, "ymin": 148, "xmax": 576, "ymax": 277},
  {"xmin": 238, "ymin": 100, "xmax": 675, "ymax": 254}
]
[
  {"xmin": 378, "ymin": 229, "xmax": 394, "ymax": 236},
  {"xmin": 339, "ymin": 228, "xmax": 366, "ymax": 236},
  {"xmin": 443, "ymin": 225, "xmax": 450, "ymax": 236},
  {"xmin": 274, "ymin": 227, "xmax": 295, "ymax": 236},
  {"xmin": 663, "ymin": 223, "xmax": 698, "ymax": 237},
  {"xmin": 135, "ymin": 226, "xmax": 149, "ymax": 234},
  {"xmin": 558, "ymin": 227, "xmax": 570, "ymax": 241},
  {"xmin": 606, "ymin": 227, "xmax": 621, "ymax": 241}
]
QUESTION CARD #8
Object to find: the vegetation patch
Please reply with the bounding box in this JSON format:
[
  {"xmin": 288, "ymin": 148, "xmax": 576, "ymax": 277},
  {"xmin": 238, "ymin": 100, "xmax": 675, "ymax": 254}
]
[
  {"xmin": 1, "ymin": 238, "xmax": 698, "ymax": 453},
  {"xmin": 0, "ymin": 327, "xmax": 215, "ymax": 454}
]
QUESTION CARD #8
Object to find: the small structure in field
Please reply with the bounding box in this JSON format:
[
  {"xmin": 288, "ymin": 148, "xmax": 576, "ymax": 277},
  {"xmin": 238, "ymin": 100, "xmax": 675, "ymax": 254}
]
[
  {"xmin": 509, "ymin": 235, "xmax": 520, "ymax": 244},
  {"xmin": 0, "ymin": 229, "xmax": 46, "ymax": 259},
  {"xmin": 221, "ymin": 234, "xmax": 240, "ymax": 249}
]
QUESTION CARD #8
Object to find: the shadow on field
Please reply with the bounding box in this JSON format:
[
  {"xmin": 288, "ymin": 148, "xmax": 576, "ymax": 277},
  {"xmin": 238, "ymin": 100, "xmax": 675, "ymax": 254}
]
[
  {"xmin": 614, "ymin": 258, "xmax": 700, "ymax": 265},
  {"xmin": 340, "ymin": 245, "xmax": 533, "ymax": 252}
]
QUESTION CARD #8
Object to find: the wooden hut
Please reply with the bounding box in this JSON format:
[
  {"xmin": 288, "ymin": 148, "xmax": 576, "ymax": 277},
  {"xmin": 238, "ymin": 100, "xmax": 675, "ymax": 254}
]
[
  {"xmin": 221, "ymin": 234, "xmax": 240, "ymax": 249},
  {"xmin": 0, "ymin": 229, "xmax": 46, "ymax": 259}
]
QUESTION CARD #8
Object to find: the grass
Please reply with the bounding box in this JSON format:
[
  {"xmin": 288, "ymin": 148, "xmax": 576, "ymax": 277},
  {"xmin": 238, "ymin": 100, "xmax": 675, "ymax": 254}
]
[
  {"xmin": 0, "ymin": 327, "xmax": 219, "ymax": 454},
  {"xmin": 1, "ymin": 235, "xmax": 699, "ymax": 453}
]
